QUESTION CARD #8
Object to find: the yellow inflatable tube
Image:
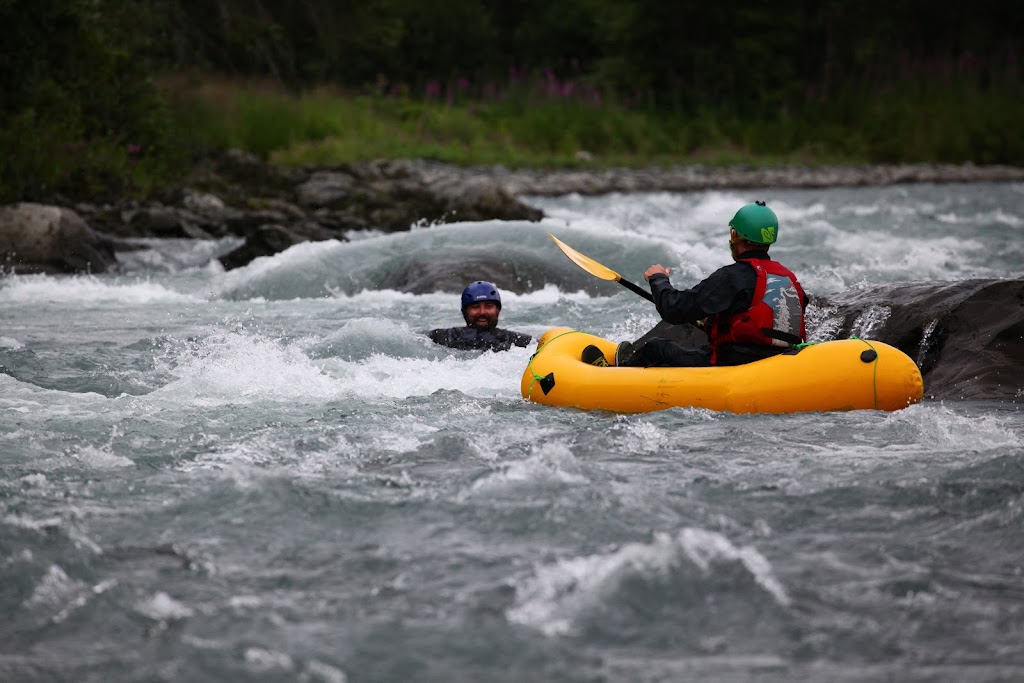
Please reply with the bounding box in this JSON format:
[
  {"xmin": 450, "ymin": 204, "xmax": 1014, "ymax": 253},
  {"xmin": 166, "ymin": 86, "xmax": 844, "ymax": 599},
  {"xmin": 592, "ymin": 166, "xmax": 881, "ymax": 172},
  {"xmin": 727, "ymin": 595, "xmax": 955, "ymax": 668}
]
[{"xmin": 521, "ymin": 327, "xmax": 924, "ymax": 414}]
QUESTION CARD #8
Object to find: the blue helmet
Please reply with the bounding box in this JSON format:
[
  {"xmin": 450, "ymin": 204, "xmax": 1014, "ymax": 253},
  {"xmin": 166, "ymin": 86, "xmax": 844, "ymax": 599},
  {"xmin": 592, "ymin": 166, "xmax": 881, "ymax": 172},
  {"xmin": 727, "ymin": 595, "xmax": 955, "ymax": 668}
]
[{"xmin": 461, "ymin": 281, "xmax": 501, "ymax": 310}]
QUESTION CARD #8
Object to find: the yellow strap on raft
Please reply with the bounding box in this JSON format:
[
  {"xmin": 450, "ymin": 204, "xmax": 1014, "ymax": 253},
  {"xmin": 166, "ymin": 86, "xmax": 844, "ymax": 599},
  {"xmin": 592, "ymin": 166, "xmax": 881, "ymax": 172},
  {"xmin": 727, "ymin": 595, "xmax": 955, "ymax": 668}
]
[
  {"xmin": 849, "ymin": 337, "xmax": 880, "ymax": 409},
  {"xmin": 791, "ymin": 336, "xmax": 881, "ymax": 408}
]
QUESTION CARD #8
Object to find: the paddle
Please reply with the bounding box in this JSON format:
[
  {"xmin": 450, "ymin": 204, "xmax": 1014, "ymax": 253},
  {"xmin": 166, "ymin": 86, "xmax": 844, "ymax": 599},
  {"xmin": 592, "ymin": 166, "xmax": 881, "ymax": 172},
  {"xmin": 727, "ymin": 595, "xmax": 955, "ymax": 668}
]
[
  {"xmin": 549, "ymin": 232, "xmax": 706, "ymax": 336},
  {"xmin": 548, "ymin": 233, "xmax": 654, "ymax": 303}
]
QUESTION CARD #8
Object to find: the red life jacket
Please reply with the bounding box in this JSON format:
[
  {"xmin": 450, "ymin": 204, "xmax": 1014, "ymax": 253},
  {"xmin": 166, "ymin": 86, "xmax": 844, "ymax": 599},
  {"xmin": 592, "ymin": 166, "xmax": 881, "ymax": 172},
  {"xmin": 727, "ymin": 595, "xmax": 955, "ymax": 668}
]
[{"xmin": 707, "ymin": 258, "xmax": 807, "ymax": 364}]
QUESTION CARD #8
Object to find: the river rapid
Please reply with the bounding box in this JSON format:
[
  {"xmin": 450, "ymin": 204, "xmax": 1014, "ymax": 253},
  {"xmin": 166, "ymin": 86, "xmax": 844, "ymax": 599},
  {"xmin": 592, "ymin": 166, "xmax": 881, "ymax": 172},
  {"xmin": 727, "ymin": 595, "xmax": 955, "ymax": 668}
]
[{"xmin": 2, "ymin": 182, "xmax": 1023, "ymax": 682}]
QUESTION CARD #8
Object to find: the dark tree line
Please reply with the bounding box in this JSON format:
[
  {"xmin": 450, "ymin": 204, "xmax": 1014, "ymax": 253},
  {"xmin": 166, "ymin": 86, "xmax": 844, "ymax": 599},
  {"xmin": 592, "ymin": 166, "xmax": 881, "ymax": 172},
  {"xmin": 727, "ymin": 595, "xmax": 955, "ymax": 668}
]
[
  {"xmin": 0, "ymin": 0, "xmax": 1021, "ymax": 199},
  {"xmin": 146, "ymin": 0, "xmax": 1022, "ymax": 105},
  {"xmin": 2, "ymin": 0, "xmax": 1020, "ymax": 129}
]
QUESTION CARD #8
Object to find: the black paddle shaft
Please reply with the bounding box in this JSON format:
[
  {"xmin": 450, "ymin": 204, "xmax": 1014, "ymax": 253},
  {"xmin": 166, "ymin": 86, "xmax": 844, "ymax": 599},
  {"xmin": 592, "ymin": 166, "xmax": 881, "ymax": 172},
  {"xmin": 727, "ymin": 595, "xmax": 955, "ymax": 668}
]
[{"xmin": 618, "ymin": 277, "xmax": 654, "ymax": 303}]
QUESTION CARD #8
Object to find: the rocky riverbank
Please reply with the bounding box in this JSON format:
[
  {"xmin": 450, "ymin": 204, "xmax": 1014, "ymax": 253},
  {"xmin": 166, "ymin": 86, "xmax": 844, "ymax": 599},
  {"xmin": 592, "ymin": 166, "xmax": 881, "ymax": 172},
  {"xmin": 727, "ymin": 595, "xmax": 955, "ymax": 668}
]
[
  {"xmin": 477, "ymin": 161, "xmax": 1024, "ymax": 196},
  {"xmin": 2, "ymin": 152, "xmax": 1024, "ymax": 274}
]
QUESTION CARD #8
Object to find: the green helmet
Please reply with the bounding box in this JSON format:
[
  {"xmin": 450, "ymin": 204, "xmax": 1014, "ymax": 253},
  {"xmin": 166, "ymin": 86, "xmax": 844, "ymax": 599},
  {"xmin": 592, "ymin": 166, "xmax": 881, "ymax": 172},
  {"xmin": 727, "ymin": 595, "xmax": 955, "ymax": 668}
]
[{"xmin": 729, "ymin": 201, "xmax": 778, "ymax": 245}]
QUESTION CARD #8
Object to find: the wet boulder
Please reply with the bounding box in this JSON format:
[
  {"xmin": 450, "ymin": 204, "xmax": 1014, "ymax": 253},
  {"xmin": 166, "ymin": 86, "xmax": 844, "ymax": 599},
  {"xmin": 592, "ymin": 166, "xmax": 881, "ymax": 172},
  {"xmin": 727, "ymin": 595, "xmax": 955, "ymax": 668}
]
[
  {"xmin": 218, "ymin": 224, "xmax": 312, "ymax": 270},
  {"xmin": 0, "ymin": 202, "xmax": 117, "ymax": 274},
  {"xmin": 827, "ymin": 279, "xmax": 1024, "ymax": 401}
]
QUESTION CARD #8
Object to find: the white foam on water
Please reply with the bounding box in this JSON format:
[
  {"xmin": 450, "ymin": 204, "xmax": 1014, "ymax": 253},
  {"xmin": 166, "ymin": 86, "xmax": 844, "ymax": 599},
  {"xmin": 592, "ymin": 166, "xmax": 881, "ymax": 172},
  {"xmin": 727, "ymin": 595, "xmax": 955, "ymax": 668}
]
[
  {"xmin": 464, "ymin": 442, "xmax": 589, "ymax": 496},
  {"xmin": 534, "ymin": 190, "xmax": 752, "ymax": 243},
  {"xmin": 0, "ymin": 374, "xmax": 109, "ymax": 417},
  {"xmin": 24, "ymin": 564, "xmax": 86, "ymax": 607},
  {"xmin": 215, "ymin": 238, "xmax": 347, "ymax": 300},
  {"xmin": 610, "ymin": 420, "xmax": 671, "ymax": 454},
  {"xmin": 0, "ymin": 274, "xmax": 200, "ymax": 305},
  {"xmin": 377, "ymin": 433, "xmax": 426, "ymax": 455},
  {"xmin": 138, "ymin": 316, "xmax": 537, "ymax": 409},
  {"xmin": 136, "ymin": 591, "xmax": 195, "ymax": 621},
  {"xmin": 328, "ymin": 344, "xmax": 531, "ymax": 401},
  {"xmin": 221, "ymin": 238, "xmax": 345, "ymax": 285},
  {"xmin": 328, "ymin": 287, "xmax": 445, "ymax": 307},
  {"xmin": 180, "ymin": 432, "xmax": 289, "ymax": 478},
  {"xmin": 320, "ymin": 286, "xmax": 590, "ymax": 319},
  {"xmin": 499, "ymin": 282, "xmax": 594, "ymax": 307},
  {"xmin": 69, "ymin": 443, "xmax": 135, "ymax": 469},
  {"xmin": 0, "ymin": 336, "xmax": 24, "ymax": 349},
  {"xmin": 244, "ymin": 647, "xmax": 296, "ymax": 673},
  {"xmin": 878, "ymin": 403, "xmax": 1022, "ymax": 455},
  {"xmin": 536, "ymin": 186, "xmax": 1024, "ymax": 294},
  {"xmin": 116, "ymin": 236, "xmax": 242, "ymax": 273},
  {"xmin": 19, "ymin": 472, "xmax": 48, "ymax": 487},
  {"xmin": 936, "ymin": 208, "xmax": 1023, "ymax": 228},
  {"xmin": 153, "ymin": 331, "xmax": 341, "ymax": 404},
  {"xmin": 303, "ymin": 660, "xmax": 349, "ymax": 683},
  {"xmin": 808, "ymin": 222, "xmax": 987, "ymax": 284},
  {"xmin": 676, "ymin": 527, "xmax": 791, "ymax": 606},
  {"xmin": 506, "ymin": 526, "xmax": 789, "ymax": 636},
  {"xmin": 21, "ymin": 564, "xmax": 113, "ymax": 624},
  {"xmin": 302, "ymin": 316, "xmax": 434, "ymax": 359}
]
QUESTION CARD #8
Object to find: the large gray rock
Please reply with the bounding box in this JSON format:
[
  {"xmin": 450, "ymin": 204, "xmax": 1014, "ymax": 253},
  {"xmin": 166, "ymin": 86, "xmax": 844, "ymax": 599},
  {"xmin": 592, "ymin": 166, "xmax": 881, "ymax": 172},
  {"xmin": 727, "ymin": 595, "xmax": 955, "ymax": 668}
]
[
  {"xmin": 296, "ymin": 171, "xmax": 355, "ymax": 208},
  {"xmin": 0, "ymin": 203, "xmax": 117, "ymax": 273}
]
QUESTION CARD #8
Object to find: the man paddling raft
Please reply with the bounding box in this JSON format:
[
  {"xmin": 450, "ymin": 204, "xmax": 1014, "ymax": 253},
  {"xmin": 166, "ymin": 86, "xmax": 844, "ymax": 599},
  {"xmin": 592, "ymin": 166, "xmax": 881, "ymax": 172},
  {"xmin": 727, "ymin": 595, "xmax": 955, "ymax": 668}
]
[{"xmin": 583, "ymin": 201, "xmax": 809, "ymax": 368}]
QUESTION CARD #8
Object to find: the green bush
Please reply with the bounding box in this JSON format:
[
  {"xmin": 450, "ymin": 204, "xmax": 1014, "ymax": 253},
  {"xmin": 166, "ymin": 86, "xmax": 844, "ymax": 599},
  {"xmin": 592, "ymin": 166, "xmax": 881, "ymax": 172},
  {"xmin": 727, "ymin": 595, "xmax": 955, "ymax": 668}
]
[{"xmin": 0, "ymin": 0, "xmax": 174, "ymax": 201}]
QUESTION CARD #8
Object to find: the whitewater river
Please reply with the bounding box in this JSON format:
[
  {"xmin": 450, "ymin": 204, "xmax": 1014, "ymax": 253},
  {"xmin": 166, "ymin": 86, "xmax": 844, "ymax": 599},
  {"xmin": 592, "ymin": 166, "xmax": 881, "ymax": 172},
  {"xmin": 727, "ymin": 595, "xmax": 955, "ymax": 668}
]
[{"xmin": 2, "ymin": 183, "xmax": 1023, "ymax": 682}]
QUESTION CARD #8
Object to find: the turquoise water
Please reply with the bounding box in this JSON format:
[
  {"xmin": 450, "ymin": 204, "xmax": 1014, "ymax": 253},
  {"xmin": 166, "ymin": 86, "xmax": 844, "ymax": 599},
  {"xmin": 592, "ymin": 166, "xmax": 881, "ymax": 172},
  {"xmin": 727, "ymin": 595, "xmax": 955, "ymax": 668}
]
[{"xmin": 2, "ymin": 183, "xmax": 1023, "ymax": 682}]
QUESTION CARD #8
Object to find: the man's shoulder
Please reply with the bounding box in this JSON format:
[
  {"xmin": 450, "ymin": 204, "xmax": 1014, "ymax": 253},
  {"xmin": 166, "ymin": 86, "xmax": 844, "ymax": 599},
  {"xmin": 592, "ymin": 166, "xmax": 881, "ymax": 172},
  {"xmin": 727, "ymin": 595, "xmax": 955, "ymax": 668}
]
[
  {"xmin": 493, "ymin": 327, "xmax": 532, "ymax": 346},
  {"xmin": 427, "ymin": 325, "xmax": 531, "ymax": 350},
  {"xmin": 427, "ymin": 326, "xmax": 467, "ymax": 344},
  {"xmin": 704, "ymin": 261, "xmax": 752, "ymax": 283}
]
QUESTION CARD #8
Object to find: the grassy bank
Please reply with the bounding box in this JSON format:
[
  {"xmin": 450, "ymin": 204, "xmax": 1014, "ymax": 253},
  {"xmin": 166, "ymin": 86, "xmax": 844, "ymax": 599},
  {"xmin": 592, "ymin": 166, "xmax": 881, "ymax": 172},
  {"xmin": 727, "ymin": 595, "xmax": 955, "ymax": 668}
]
[
  {"xmin": 163, "ymin": 78, "xmax": 740, "ymax": 169},
  {"xmin": 162, "ymin": 76, "xmax": 1024, "ymax": 173},
  {"xmin": 3, "ymin": 74, "xmax": 1021, "ymax": 203}
]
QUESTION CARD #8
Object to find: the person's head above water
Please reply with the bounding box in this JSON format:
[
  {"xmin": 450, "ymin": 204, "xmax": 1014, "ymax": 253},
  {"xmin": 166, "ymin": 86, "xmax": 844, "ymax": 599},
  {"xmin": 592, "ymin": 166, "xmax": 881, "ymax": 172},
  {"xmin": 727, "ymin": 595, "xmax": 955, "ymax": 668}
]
[
  {"xmin": 728, "ymin": 200, "xmax": 778, "ymax": 260},
  {"xmin": 461, "ymin": 280, "xmax": 502, "ymax": 331}
]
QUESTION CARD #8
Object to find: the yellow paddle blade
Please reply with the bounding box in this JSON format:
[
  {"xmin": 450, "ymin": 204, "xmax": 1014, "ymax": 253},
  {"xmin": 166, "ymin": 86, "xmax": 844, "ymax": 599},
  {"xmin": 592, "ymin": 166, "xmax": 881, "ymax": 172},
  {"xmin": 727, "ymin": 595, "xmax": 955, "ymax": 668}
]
[{"xmin": 548, "ymin": 233, "xmax": 622, "ymax": 282}]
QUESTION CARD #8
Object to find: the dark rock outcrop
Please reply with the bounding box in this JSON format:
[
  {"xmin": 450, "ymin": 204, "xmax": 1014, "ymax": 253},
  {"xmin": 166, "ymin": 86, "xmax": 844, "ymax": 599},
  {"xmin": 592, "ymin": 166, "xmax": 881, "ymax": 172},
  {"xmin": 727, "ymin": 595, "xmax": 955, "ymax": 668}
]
[
  {"xmin": 826, "ymin": 279, "xmax": 1024, "ymax": 401},
  {"xmin": 1, "ymin": 154, "xmax": 546, "ymax": 273}
]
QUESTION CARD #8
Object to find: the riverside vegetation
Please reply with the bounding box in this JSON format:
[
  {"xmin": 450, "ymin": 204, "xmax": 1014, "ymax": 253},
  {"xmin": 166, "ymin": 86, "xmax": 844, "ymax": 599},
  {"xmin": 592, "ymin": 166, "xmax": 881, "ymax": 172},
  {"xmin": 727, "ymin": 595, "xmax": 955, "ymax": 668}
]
[{"xmin": 1, "ymin": 0, "xmax": 1022, "ymax": 203}]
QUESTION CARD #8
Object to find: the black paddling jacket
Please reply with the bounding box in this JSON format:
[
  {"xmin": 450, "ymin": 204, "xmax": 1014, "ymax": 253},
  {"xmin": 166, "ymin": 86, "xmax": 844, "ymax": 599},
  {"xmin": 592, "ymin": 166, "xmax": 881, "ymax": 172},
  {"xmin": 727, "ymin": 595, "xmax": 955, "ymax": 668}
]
[
  {"xmin": 428, "ymin": 326, "xmax": 532, "ymax": 352},
  {"xmin": 648, "ymin": 250, "xmax": 809, "ymax": 365}
]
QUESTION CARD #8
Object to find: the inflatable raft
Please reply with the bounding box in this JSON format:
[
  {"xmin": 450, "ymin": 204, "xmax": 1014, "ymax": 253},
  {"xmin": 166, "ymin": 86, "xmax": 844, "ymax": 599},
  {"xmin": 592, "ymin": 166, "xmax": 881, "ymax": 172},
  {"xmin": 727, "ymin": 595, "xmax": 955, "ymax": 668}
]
[{"xmin": 521, "ymin": 328, "xmax": 924, "ymax": 414}]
